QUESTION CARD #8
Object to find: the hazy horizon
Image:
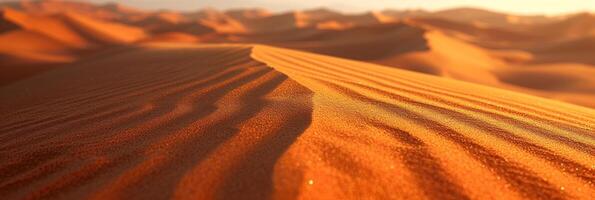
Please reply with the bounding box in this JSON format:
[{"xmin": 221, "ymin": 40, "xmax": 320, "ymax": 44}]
[
  {"xmin": 79, "ymin": 0, "xmax": 594, "ymax": 15},
  {"xmin": 0, "ymin": 0, "xmax": 593, "ymax": 15}
]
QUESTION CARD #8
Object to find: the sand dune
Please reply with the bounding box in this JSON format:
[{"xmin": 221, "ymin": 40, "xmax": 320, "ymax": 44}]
[
  {"xmin": 382, "ymin": 7, "xmax": 555, "ymax": 29},
  {"xmin": 404, "ymin": 17, "xmax": 536, "ymax": 48},
  {"xmin": 124, "ymin": 11, "xmax": 216, "ymax": 36},
  {"xmin": 1, "ymin": 8, "xmax": 90, "ymax": 48},
  {"xmin": 209, "ymin": 8, "xmax": 383, "ymax": 34},
  {"xmin": 0, "ymin": 8, "xmax": 147, "ymax": 85},
  {"xmin": 0, "ymin": 11, "xmax": 20, "ymax": 32},
  {"xmin": 225, "ymin": 8, "xmax": 272, "ymax": 21},
  {"xmin": 530, "ymin": 35, "xmax": 595, "ymax": 65},
  {"xmin": 58, "ymin": 12, "xmax": 146, "ymax": 44},
  {"xmin": 124, "ymin": 12, "xmax": 183, "ymax": 30},
  {"xmin": 253, "ymin": 45, "xmax": 595, "ymax": 199},
  {"xmin": 237, "ymin": 12, "xmax": 306, "ymax": 33},
  {"xmin": 1, "ymin": 2, "xmax": 594, "ymax": 199},
  {"xmin": 494, "ymin": 63, "xmax": 595, "ymax": 108},
  {"xmin": 1, "ymin": 8, "xmax": 146, "ymax": 47},
  {"xmin": 1, "ymin": 1, "xmax": 594, "ymax": 108},
  {"xmin": 261, "ymin": 18, "xmax": 593, "ymax": 108},
  {"xmin": 533, "ymin": 13, "xmax": 595, "ymax": 39},
  {"xmin": 193, "ymin": 8, "xmax": 247, "ymax": 33},
  {"xmin": 431, "ymin": 8, "xmax": 550, "ymax": 27},
  {"xmin": 0, "ymin": 29, "xmax": 72, "ymax": 55},
  {"xmin": 3, "ymin": 0, "xmax": 143, "ymax": 21},
  {"xmin": 374, "ymin": 31, "xmax": 503, "ymax": 84},
  {"xmin": 0, "ymin": 24, "xmax": 76, "ymax": 86},
  {"xmin": 371, "ymin": 30, "xmax": 595, "ymax": 107},
  {"xmin": 0, "ymin": 44, "xmax": 593, "ymax": 199},
  {"xmin": 273, "ymin": 23, "xmax": 428, "ymax": 61},
  {"xmin": 141, "ymin": 32, "xmax": 200, "ymax": 43},
  {"xmin": 304, "ymin": 11, "xmax": 383, "ymax": 29}
]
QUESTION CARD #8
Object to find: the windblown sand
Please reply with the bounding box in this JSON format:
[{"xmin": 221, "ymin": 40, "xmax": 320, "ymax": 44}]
[{"xmin": 0, "ymin": 44, "xmax": 593, "ymax": 199}]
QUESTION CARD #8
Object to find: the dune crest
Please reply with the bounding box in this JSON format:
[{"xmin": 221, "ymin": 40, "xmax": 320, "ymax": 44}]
[{"xmin": 253, "ymin": 45, "xmax": 595, "ymax": 199}]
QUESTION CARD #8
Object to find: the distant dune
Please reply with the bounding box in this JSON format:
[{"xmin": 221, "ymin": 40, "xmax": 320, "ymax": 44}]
[
  {"xmin": 0, "ymin": 5, "xmax": 148, "ymax": 86},
  {"xmin": 1, "ymin": 44, "xmax": 593, "ymax": 199}
]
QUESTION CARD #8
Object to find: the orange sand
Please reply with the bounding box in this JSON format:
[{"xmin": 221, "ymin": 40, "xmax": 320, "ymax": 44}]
[
  {"xmin": 0, "ymin": 44, "xmax": 593, "ymax": 199},
  {"xmin": 1, "ymin": 1, "xmax": 594, "ymax": 199}
]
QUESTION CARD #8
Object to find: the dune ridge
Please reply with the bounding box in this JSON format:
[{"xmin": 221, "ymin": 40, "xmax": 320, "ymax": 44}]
[{"xmin": 0, "ymin": 44, "xmax": 593, "ymax": 199}]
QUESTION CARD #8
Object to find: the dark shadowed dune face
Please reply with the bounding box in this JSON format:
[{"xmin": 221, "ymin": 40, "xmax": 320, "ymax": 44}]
[
  {"xmin": 0, "ymin": 10, "xmax": 21, "ymax": 33},
  {"xmin": 498, "ymin": 71, "xmax": 579, "ymax": 91}
]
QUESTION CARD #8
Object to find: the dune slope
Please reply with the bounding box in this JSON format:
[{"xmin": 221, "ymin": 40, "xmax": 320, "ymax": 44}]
[{"xmin": 0, "ymin": 44, "xmax": 593, "ymax": 199}]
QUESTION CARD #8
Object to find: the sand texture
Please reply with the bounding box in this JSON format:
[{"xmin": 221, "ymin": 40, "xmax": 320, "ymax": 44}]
[
  {"xmin": 1, "ymin": 1, "xmax": 594, "ymax": 199},
  {"xmin": 0, "ymin": 44, "xmax": 593, "ymax": 199}
]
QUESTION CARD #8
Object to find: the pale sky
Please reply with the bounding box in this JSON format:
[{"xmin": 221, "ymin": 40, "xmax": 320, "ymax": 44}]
[{"xmin": 78, "ymin": 0, "xmax": 595, "ymax": 15}]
